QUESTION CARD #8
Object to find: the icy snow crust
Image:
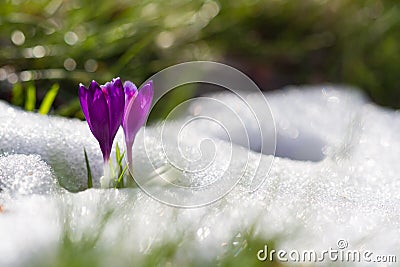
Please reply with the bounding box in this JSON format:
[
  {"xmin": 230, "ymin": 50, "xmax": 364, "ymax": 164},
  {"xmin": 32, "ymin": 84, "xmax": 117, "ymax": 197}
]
[{"xmin": 1, "ymin": 85, "xmax": 399, "ymax": 266}]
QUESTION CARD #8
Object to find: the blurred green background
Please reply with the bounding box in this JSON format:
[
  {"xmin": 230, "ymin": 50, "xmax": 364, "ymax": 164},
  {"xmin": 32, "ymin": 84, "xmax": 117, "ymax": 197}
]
[{"xmin": 0, "ymin": 0, "xmax": 399, "ymax": 119}]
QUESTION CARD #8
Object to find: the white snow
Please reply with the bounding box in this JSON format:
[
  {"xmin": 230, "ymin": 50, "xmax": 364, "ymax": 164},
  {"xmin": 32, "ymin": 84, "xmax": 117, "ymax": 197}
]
[
  {"xmin": 0, "ymin": 154, "xmax": 59, "ymax": 198},
  {"xmin": 0, "ymin": 85, "xmax": 399, "ymax": 266}
]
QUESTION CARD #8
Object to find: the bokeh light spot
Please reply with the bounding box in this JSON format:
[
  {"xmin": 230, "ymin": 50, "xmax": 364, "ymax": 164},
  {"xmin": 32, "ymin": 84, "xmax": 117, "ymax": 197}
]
[
  {"xmin": 156, "ymin": 31, "xmax": 175, "ymax": 49},
  {"xmin": 84, "ymin": 59, "xmax": 98, "ymax": 72},
  {"xmin": 32, "ymin": 46, "xmax": 46, "ymax": 58},
  {"xmin": 20, "ymin": 71, "xmax": 32, "ymax": 81},
  {"xmin": 64, "ymin": 58, "xmax": 77, "ymax": 71},
  {"xmin": 64, "ymin": 31, "xmax": 78, "ymax": 46},
  {"xmin": 7, "ymin": 73, "xmax": 18, "ymax": 84},
  {"xmin": 11, "ymin": 30, "xmax": 25, "ymax": 46}
]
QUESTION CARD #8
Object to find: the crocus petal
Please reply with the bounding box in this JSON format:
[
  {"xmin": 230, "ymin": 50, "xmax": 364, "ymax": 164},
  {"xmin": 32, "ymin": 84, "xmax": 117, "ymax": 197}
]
[
  {"xmin": 102, "ymin": 77, "xmax": 125, "ymax": 143},
  {"xmin": 78, "ymin": 83, "xmax": 91, "ymax": 129},
  {"xmin": 122, "ymin": 81, "xmax": 138, "ymax": 128},
  {"xmin": 124, "ymin": 81, "xmax": 138, "ymax": 101},
  {"xmin": 123, "ymin": 80, "xmax": 154, "ymax": 145},
  {"xmin": 86, "ymin": 81, "xmax": 111, "ymax": 161}
]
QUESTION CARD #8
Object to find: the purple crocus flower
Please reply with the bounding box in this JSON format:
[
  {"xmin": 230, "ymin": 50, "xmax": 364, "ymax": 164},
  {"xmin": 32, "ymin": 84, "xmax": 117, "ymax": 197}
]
[
  {"xmin": 122, "ymin": 80, "xmax": 154, "ymax": 166},
  {"xmin": 79, "ymin": 78, "xmax": 125, "ymax": 186}
]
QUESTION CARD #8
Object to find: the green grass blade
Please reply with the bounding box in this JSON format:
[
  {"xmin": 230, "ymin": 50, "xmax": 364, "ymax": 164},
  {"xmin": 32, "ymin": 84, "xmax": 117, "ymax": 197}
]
[
  {"xmin": 11, "ymin": 83, "xmax": 23, "ymax": 106},
  {"xmin": 117, "ymin": 151, "xmax": 125, "ymax": 166},
  {"xmin": 116, "ymin": 142, "xmax": 121, "ymax": 161},
  {"xmin": 84, "ymin": 148, "xmax": 93, "ymax": 189},
  {"xmin": 39, "ymin": 83, "xmax": 59, "ymax": 114},
  {"xmin": 115, "ymin": 142, "xmax": 126, "ymax": 166},
  {"xmin": 115, "ymin": 165, "xmax": 128, "ymax": 189},
  {"xmin": 115, "ymin": 142, "xmax": 126, "ymax": 188},
  {"xmin": 25, "ymin": 83, "xmax": 36, "ymax": 111}
]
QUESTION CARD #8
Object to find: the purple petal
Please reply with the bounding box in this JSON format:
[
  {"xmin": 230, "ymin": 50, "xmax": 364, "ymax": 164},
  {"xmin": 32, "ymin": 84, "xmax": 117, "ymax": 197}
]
[
  {"xmin": 122, "ymin": 80, "xmax": 154, "ymax": 146},
  {"xmin": 122, "ymin": 81, "xmax": 138, "ymax": 125},
  {"xmin": 124, "ymin": 81, "xmax": 138, "ymax": 100},
  {"xmin": 78, "ymin": 83, "xmax": 91, "ymax": 129},
  {"xmin": 102, "ymin": 77, "xmax": 125, "ymax": 144},
  {"xmin": 86, "ymin": 81, "xmax": 111, "ymax": 161},
  {"xmin": 79, "ymin": 80, "xmax": 102, "ymax": 136}
]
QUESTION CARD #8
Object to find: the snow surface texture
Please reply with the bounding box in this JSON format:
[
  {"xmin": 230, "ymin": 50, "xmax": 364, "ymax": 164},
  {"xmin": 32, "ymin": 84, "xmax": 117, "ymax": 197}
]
[{"xmin": 0, "ymin": 85, "xmax": 399, "ymax": 266}]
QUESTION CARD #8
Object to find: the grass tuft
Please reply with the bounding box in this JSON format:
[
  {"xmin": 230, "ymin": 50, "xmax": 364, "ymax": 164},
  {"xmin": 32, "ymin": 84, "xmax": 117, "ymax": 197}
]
[
  {"xmin": 84, "ymin": 148, "xmax": 93, "ymax": 189},
  {"xmin": 39, "ymin": 83, "xmax": 59, "ymax": 115},
  {"xmin": 24, "ymin": 83, "xmax": 36, "ymax": 111}
]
